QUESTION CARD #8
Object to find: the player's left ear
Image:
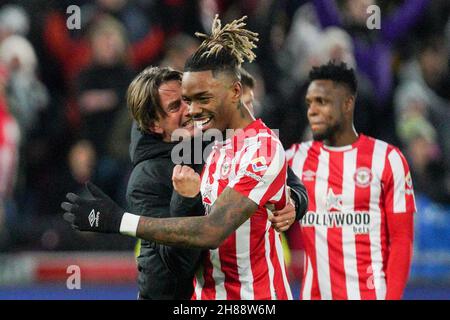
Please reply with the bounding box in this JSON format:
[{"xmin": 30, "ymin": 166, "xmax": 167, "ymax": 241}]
[
  {"xmin": 343, "ymin": 95, "xmax": 355, "ymax": 115},
  {"xmin": 230, "ymin": 81, "xmax": 242, "ymax": 104}
]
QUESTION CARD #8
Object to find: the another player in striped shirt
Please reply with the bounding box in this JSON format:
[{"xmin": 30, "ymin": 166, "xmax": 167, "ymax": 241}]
[
  {"xmin": 286, "ymin": 61, "xmax": 416, "ymax": 300},
  {"xmin": 62, "ymin": 16, "xmax": 293, "ymax": 300}
]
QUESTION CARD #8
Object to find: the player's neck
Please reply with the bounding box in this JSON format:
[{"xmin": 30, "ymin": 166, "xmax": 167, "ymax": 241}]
[
  {"xmin": 229, "ymin": 103, "xmax": 255, "ymax": 131},
  {"xmin": 324, "ymin": 126, "xmax": 359, "ymax": 147}
]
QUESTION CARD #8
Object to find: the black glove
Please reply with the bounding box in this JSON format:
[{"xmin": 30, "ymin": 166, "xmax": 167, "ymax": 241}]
[{"xmin": 61, "ymin": 182, "xmax": 125, "ymax": 233}]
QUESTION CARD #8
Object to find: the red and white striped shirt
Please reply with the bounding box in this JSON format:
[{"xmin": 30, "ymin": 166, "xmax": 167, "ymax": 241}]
[
  {"xmin": 286, "ymin": 134, "xmax": 416, "ymax": 300},
  {"xmin": 192, "ymin": 119, "xmax": 292, "ymax": 300}
]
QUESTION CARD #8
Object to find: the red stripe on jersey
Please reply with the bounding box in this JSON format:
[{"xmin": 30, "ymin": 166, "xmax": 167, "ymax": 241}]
[
  {"xmin": 192, "ymin": 278, "xmax": 197, "ymax": 300},
  {"xmin": 299, "ymin": 142, "xmax": 322, "ymax": 300},
  {"xmin": 201, "ymin": 251, "xmax": 216, "ymax": 299},
  {"xmin": 354, "ymin": 137, "xmax": 376, "ymax": 299},
  {"xmin": 219, "ymin": 233, "xmax": 240, "ymax": 299},
  {"xmin": 250, "ymin": 212, "xmax": 271, "ymax": 299},
  {"xmin": 326, "ymin": 151, "xmax": 348, "ymax": 300}
]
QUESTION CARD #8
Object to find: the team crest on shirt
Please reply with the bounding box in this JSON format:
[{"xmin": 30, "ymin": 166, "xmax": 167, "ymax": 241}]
[
  {"xmin": 354, "ymin": 167, "xmax": 373, "ymax": 188},
  {"xmin": 220, "ymin": 157, "xmax": 232, "ymax": 179},
  {"xmin": 405, "ymin": 172, "xmax": 414, "ymax": 195},
  {"xmin": 251, "ymin": 157, "xmax": 267, "ymax": 172}
]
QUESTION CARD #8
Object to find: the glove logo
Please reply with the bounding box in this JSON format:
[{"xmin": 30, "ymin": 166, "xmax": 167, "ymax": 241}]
[{"xmin": 88, "ymin": 209, "xmax": 100, "ymax": 228}]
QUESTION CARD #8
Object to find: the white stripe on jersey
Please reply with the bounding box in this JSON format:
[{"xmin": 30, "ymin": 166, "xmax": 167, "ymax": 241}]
[
  {"xmin": 314, "ymin": 149, "xmax": 332, "ymax": 300},
  {"xmin": 210, "ymin": 248, "xmax": 226, "ymax": 299},
  {"xmin": 341, "ymin": 148, "xmax": 361, "ymax": 300},
  {"xmin": 236, "ymin": 219, "xmax": 254, "ymax": 299},
  {"xmin": 291, "ymin": 142, "xmax": 313, "ymax": 179},
  {"xmin": 369, "ymin": 140, "xmax": 388, "ymax": 299},
  {"xmin": 285, "ymin": 145, "xmax": 295, "ymax": 163},
  {"xmin": 302, "ymin": 254, "xmax": 313, "ymax": 300},
  {"xmin": 387, "ymin": 150, "xmax": 407, "ymax": 213},
  {"xmin": 274, "ymin": 233, "xmax": 293, "ymax": 299},
  {"xmin": 228, "ymin": 136, "xmax": 259, "ymax": 189},
  {"xmin": 194, "ymin": 266, "xmax": 205, "ymax": 299},
  {"xmin": 247, "ymin": 143, "xmax": 285, "ymax": 205}
]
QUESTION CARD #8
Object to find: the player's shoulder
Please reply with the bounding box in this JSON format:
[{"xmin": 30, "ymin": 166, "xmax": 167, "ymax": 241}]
[
  {"xmin": 240, "ymin": 120, "xmax": 286, "ymax": 163},
  {"xmin": 362, "ymin": 135, "xmax": 408, "ymax": 163},
  {"xmin": 244, "ymin": 120, "xmax": 283, "ymax": 147},
  {"xmin": 286, "ymin": 140, "xmax": 316, "ymax": 155}
]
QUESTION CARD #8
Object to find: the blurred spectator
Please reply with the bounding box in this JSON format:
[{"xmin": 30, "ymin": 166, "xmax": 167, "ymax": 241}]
[
  {"xmin": 42, "ymin": 0, "xmax": 165, "ymax": 85},
  {"xmin": 159, "ymin": 33, "xmax": 199, "ymax": 71},
  {"xmin": 0, "ymin": 35, "xmax": 49, "ymax": 136},
  {"xmin": 84, "ymin": 0, "xmax": 155, "ymax": 43},
  {"xmin": 74, "ymin": 15, "xmax": 134, "ymax": 201},
  {"xmin": 0, "ymin": 63, "xmax": 20, "ymax": 250},
  {"xmin": 0, "ymin": 4, "xmax": 29, "ymax": 42},
  {"xmin": 395, "ymin": 35, "xmax": 450, "ymax": 203},
  {"xmin": 274, "ymin": 6, "xmax": 379, "ymax": 148},
  {"xmin": 311, "ymin": 0, "xmax": 430, "ymax": 108}
]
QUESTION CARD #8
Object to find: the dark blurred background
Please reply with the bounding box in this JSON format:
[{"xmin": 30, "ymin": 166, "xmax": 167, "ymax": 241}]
[{"xmin": 0, "ymin": 0, "xmax": 448, "ymax": 299}]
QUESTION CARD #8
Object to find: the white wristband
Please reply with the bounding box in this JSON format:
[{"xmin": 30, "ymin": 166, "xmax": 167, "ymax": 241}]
[{"xmin": 119, "ymin": 212, "xmax": 141, "ymax": 237}]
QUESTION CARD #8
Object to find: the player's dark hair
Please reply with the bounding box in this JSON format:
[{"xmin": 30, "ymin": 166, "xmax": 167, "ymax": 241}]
[
  {"xmin": 127, "ymin": 66, "xmax": 182, "ymax": 134},
  {"xmin": 184, "ymin": 15, "xmax": 259, "ymax": 81},
  {"xmin": 309, "ymin": 61, "xmax": 357, "ymax": 95},
  {"xmin": 240, "ymin": 68, "xmax": 255, "ymax": 89}
]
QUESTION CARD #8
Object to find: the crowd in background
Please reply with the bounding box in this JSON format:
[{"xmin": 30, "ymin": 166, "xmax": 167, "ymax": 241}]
[{"xmin": 0, "ymin": 0, "xmax": 448, "ymax": 254}]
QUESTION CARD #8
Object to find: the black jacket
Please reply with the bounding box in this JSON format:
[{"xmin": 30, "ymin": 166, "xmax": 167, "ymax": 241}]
[{"xmin": 126, "ymin": 123, "xmax": 203, "ymax": 299}]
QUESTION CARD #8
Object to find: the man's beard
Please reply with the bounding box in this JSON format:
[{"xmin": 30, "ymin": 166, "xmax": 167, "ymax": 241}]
[{"xmin": 312, "ymin": 123, "xmax": 342, "ymax": 142}]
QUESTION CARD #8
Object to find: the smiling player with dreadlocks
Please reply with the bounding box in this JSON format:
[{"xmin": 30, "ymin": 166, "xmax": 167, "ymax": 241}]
[{"xmin": 62, "ymin": 15, "xmax": 295, "ymax": 300}]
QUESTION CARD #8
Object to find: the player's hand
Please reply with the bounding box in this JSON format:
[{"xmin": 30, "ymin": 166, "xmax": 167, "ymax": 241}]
[
  {"xmin": 61, "ymin": 182, "xmax": 125, "ymax": 233},
  {"xmin": 172, "ymin": 165, "xmax": 201, "ymax": 198},
  {"xmin": 268, "ymin": 187, "xmax": 296, "ymax": 232}
]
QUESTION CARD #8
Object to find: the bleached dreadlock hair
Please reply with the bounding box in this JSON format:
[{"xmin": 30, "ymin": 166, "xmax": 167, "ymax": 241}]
[{"xmin": 184, "ymin": 15, "xmax": 259, "ymax": 80}]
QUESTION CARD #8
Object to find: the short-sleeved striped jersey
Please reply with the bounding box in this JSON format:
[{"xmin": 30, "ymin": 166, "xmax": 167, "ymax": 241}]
[
  {"xmin": 192, "ymin": 119, "xmax": 292, "ymax": 300},
  {"xmin": 286, "ymin": 134, "xmax": 416, "ymax": 300}
]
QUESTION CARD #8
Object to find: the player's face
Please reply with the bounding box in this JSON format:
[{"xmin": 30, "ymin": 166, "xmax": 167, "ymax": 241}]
[
  {"xmin": 182, "ymin": 70, "xmax": 237, "ymax": 132},
  {"xmin": 305, "ymin": 80, "xmax": 346, "ymax": 141},
  {"xmin": 153, "ymin": 80, "xmax": 193, "ymax": 142}
]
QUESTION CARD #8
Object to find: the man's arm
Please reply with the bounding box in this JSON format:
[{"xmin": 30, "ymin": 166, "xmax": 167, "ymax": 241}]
[
  {"xmin": 136, "ymin": 187, "xmax": 257, "ymax": 249},
  {"xmin": 62, "ymin": 182, "xmax": 257, "ymax": 250},
  {"xmin": 286, "ymin": 166, "xmax": 308, "ymax": 221},
  {"xmin": 382, "ymin": 148, "xmax": 416, "ymax": 299},
  {"xmin": 385, "ymin": 210, "xmax": 414, "ymax": 300}
]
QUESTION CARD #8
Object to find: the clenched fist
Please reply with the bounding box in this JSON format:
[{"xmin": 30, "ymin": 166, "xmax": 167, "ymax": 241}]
[{"xmin": 172, "ymin": 165, "xmax": 201, "ymax": 198}]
